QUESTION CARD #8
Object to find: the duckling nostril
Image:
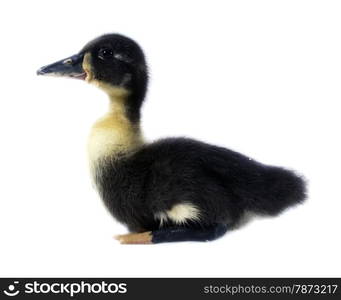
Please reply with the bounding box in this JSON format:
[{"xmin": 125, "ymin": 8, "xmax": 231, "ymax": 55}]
[{"xmin": 63, "ymin": 58, "xmax": 73, "ymax": 65}]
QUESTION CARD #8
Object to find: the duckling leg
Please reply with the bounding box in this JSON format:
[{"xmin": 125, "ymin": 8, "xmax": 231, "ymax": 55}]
[
  {"xmin": 152, "ymin": 224, "xmax": 228, "ymax": 243},
  {"xmin": 115, "ymin": 224, "xmax": 228, "ymax": 244},
  {"xmin": 115, "ymin": 232, "xmax": 153, "ymax": 244}
]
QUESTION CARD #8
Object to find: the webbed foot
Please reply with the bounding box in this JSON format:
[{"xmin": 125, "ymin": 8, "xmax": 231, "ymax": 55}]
[{"xmin": 114, "ymin": 231, "xmax": 153, "ymax": 244}]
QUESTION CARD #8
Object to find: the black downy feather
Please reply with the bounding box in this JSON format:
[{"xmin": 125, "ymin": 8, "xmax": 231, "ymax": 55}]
[
  {"xmin": 39, "ymin": 34, "xmax": 307, "ymax": 243},
  {"xmin": 86, "ymin": 35, "xmax": 306, "ymax": 243}
]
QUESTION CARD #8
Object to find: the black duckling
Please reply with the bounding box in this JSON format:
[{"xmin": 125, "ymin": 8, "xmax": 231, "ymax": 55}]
[{"xmin": 37, "ymin": 34, "xmax": 306, "ymax": 244}]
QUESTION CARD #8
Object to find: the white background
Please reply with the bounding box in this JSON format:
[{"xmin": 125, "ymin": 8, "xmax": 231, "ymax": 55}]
[{"xmin": 0, "ymin": 0, "xmax": 340, "ymax": 277}]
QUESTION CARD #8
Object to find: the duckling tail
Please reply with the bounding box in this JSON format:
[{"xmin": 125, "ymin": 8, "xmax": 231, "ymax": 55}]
[{"xmin": 247, "ymin": 167, "xmax": 307, "ymax": 216}]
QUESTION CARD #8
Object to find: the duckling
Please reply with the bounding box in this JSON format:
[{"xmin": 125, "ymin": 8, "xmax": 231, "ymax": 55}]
[{"xmin": 37, "ymin": 34, "xmax": 306, "ymax": 244}]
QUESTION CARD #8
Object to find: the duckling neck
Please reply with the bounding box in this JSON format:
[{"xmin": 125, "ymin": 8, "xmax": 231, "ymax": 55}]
[{"xmin": 88, "ymin": 88, "xmax": 144, "ymax": 167}]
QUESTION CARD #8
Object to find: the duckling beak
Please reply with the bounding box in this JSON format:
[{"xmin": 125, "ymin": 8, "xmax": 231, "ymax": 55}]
[{"xmin": 37, "ymin": 53, "xmax": 86, "ymax": 80}]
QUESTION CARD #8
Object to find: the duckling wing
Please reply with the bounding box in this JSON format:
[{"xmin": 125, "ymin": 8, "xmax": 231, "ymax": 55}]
[{"xmin": 135, "ymin": 137, "xmax": 306, "ymax": 218}]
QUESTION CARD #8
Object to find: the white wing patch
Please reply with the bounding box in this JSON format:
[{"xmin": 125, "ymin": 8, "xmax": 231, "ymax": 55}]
[{"xmin": 155, "ymin": 203, "xmax": 201, "ymax": 226}]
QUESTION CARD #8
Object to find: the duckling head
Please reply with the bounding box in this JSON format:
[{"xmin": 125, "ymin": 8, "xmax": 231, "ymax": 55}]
[{"xmin": 37, "ymin": 34, "xmax": 148, "ymax": 122}]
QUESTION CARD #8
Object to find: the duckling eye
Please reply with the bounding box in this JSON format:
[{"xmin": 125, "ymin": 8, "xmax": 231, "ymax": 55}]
[{"xmin": 98, "ymin": 48, "xmax": 113, "ymax": 60}]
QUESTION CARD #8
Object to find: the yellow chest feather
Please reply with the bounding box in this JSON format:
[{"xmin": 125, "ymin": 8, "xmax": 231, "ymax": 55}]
[{"xmin": 87, "ymin": 113, "xmax": 143, "ymax": 167}]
